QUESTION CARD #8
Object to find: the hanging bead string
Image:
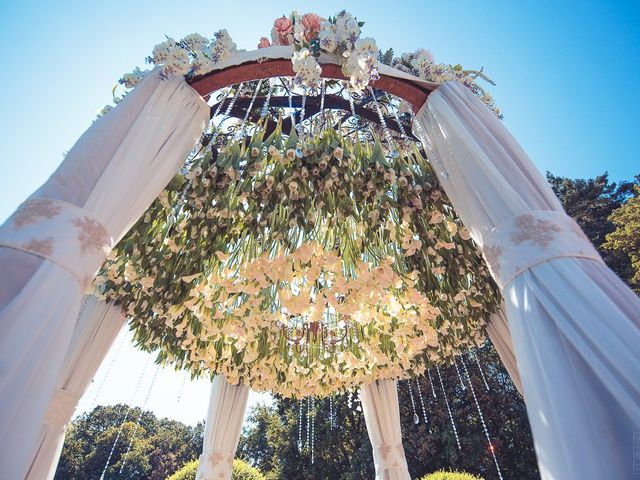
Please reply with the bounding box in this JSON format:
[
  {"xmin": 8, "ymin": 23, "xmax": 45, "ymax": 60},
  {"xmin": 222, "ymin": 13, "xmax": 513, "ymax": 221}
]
[
  {"xmin": 415, "ymin": 379, "xmax": 428, "ymax": 424},
  {"xmin": 469, "ymin": 351, "xmax": 490, "ymax": 391},
  {"xmin": 368, "ymin": 87, "xmax": 398, "ymax": 156},
  {"xmin": 453, "ymin": 358, "xmax": 467, "ymax": 391},
  {"xmin": 118, "ymin": 365, "xmax": 161, "ymax": 474},
  {"xmin": 459, "ymin": 355, "xmax": 504, "ymax": 480},
  {"xmin": 385, "ymin": 92, "xmax": 409, "ymax": 141},
  {"xmin": 90, "ymin": 328, "xmax": 127, "ymax": 411},
  {"xmin": 408, "ymin": 107, "xmax": 449, "ymax": 180},
  {"xmin": 99, "ymin": 356, "xmax": 153, "ymax": 480},
  {"xmin": 298, "ymin": 86, "xmax": 307, "ymax": 134},
  {"xmin": 348, "ymin": 87, "xmax": 357, "ymax": 119},
  {"xmin": 435, "ymin": 365, "xmax": 461, "ymax": 450},
  {"xmin": 298, "ymin": 398, "xmax": 304, "ymax": 451},
  {"xmin": 407, "ymin": 380, "xmax": 419, "ymax": 424},
  {"xmin": 211, "ymin": 88, "xmax": 231, "ymax": 118},
  {"xmin": 210, "ymin": 83, "xmax": 243, "ymax": 145},
  {"xmin": 427, "ymin": 368, "xmax": 437, "ymax": 398},
  {"xmin": 328, "ymin": 395, "xmax": 334, "ymax": 430},
  {"xmin": 319, "ymin": 79, "xmax": 327, "ymax": 135},
  {"xmin": 310, "ymin": 396, "xmax": 316, "ymax": 464},
  {"xmin": 260, "ymin": 80, "xmax": 274, "ymax": 118},
  {"xmin": 176, "ymin": 371, "xmax": 189, "ymax": 403},
  {"xmin": 238, "ymin": 79, "xmax": 263, "ymax": 139},
  {"xmin": 306, "ymin": 396, "xmax": 311, "ymax": 449}
]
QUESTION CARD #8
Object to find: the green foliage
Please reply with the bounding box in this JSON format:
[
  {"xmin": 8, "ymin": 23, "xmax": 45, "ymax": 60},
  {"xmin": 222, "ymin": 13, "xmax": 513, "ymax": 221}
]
[
  {"xmin": 603, "ymin": 180, "xmax": 640, "ymax": 292},
  {"xmin": 547, "ymin": 171, "xmax": 636, "ymax": 285},
  {"xmin": 237, "ymin": 345, "xmax": 539, "ymax": 480},
  {"xmin": 166, "ymin": 458, "xmax": 265, "ymax": 480},
  {"xmin": 55, "ymin": 405, "xmax": 203, "ymax": 480},
  {"xmin": 420, "ymin": 470, "xmax": 485, "ymax": 480}
]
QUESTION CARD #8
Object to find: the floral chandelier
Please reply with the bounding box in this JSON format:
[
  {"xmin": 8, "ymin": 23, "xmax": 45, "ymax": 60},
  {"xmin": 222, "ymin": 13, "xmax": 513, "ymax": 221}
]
[{"xmin": 98, "ymin": 10, "xmax": 502, "ymax": 397}]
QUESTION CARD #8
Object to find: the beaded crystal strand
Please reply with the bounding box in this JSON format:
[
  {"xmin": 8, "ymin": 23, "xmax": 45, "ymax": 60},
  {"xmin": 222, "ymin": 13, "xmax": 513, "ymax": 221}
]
[{"xmin": 436, "ymin": 365, "xmax": 461, "ymax": 450}]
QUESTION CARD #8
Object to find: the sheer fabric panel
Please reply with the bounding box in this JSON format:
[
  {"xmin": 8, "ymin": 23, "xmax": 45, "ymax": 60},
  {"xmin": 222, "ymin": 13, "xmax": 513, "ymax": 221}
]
[
  {"xmin": 196, "ymin": 376, "xmax": 250, "ymax": 480},
  {"xmin": 0, "ymin": 69, "xmax": 208, "ymax": 479},
  {"xmin": 360, "ymin": 380, "xmax": 411, "ymax": 480},
  {"xmin": 413, "ymin": 81, "xmax": 640, "ymax": 479},
  {"xmin": 25, "ymin": 296, "xmax": 126, "ymax": 480}
]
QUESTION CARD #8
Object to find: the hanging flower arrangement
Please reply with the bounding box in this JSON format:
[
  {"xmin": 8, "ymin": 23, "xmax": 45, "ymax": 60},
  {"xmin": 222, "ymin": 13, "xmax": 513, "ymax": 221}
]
[{"xmin": 96, "ymin": 118, "xmax": 500, "ymax": 397}]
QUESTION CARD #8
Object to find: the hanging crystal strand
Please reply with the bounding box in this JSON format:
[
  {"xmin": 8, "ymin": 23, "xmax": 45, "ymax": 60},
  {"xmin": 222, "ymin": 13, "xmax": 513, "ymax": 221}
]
[
  {"xmin": 211, "ymin": 88, "xmax": 231, "ymax": 119},
  {"xmin": 99, "ymin": 357, "xmax": 152, "ymax": 480},
  {"xmin": 90, "ymin": 329, "xmax": 127, "ymax": 410},
  {"xmin": 435, "ymin": 365, "xmax": 461, "ymax": 450},
  {"xmin": 260, "ymin": 80, "xmax": 274, "ymax": 118},
  {"xmin": 176, "ymin": 371, "xmax": 189, "ymax": 403},
  {"xmin": 469, "ymin": 350, "xmax": 490, "ymax": 391},
  {"xmin": 329, "ymin": 395, "xmax": 334, "ymax": 430},
  {"xmin": 319, "ymin": 79, "xmax": 327, "ymax": 134},
  {"xmin": 385, "ymin": 92, "xmax": 409, "ymax": 141},
  {"xmin": 460, "ymin": 355, "xmax": 504, "ymax": 480},
  {"xmin": 297, "ymin": 86, "xmax": 307, "ymax": 134},
  {"xmin": 368, "ymin": 86, "xmax": 398, "ymax": 157},
  {"xmin": 238, "ymin": 79, "xmax": 263, "ymax": 140},
  {"xmin": 348, "ymin": 87, "xmax": 356, "ymax": 118},
  {"xmin": 119, "ymin": 365, "xmax": 161, "ymax": 474},
  {"xmin": 298, "ymin": 398, "xmax": 304, "ymax": 451},
  {"xmin": 212, "ymin": 83, "xmax": 243, "ymax": 143},
  {"xmin": 306, "ymin": 396, "xmax": 311, "ymax": 449},
  {"xmin": 453, "ymin": 357, "xmax": 467, "ymax": 391},
  {"xmin": 409, "ymin": 107, "xmax": 449, "ymax": 179},
  {"xmin": 311, "ymin": 396, "xmax": 316, "ymax": 464},
  {"xmin": 415, "ymin": 379, "xmax": 428, "ymax": 424},
  {"xmin": 407, "ymin": 380, "xmax": 419, "ymax": 424},
  {"xmin": 426, "ymin": 368, "xmax": 437, "ymax": 398}
]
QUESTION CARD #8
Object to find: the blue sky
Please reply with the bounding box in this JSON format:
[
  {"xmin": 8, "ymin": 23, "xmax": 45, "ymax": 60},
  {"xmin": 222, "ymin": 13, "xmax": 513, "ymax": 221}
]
[{"xmin": 1, "ymin": 1, "xmax": 639, "ymax": 424}]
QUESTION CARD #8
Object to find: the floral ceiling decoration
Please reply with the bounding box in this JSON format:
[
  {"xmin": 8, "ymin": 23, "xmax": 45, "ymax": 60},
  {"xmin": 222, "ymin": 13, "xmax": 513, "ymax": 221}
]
[
  {"xmin": 96, "ymin": 10, "xmax": 504, "ymax": 397},
  {"xmin": 96, "ymin": 117, "xmax": 500, "ymax": 397}
]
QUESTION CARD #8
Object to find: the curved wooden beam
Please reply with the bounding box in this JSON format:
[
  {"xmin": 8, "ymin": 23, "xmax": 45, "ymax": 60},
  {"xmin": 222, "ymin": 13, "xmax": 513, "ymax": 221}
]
[{"xmin": 189, "ymin": 59, "xmax": 433, "ymax": 110}]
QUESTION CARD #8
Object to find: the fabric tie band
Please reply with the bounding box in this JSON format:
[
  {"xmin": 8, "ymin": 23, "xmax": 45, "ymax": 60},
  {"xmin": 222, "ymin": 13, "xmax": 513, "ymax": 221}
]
[
  {"xmin": 198, "ymin": 450, "xmax": 235, "ymax": 479},
  {"xmin": 0, "ymin": 198, "xmax": 113, "ymax": 287},
  {"xmin": 43, "ymin": 388, "xmax": 80, "ymax": 428},
  {"xmin": 481, "ymin": 210, "xmax": 603, "ymax": 290},
  {"xmin": 373, "ymin": 442, "xmax": 409, "ymax": 472}
]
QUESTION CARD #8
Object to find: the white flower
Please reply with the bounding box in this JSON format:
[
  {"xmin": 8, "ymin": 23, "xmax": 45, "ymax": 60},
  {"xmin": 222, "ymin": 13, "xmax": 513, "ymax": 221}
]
[
  {"xmin": 354, "ymin": 37, "xmax": 378, "ymax": 56},
  {"xmin": 151, "ymin": 37, "xmax": 178, "ymax": 64},
  {"xmin": 318, "ymin": 22, "xmax": 336, "ymax": 52},
  {"xmin": 120, "ymin": 67, "xmax": 148, "ymax": 88},
  {"xmin": 292, "ymin": 48, "xmax": 321, "ymax": 88},
  {"xmin": 181, "ymin": 33, "xmax": 208, "ymax": 51}
]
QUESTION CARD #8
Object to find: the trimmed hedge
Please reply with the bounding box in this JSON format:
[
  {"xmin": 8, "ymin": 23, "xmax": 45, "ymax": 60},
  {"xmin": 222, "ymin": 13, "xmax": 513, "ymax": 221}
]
[
  {"xmin": 166, "ymin": 458, "xmax": 265, "ymax": 480},
  {"xmin": 420, "ymin": 470, "xmax": 485, "ymax": 480}
]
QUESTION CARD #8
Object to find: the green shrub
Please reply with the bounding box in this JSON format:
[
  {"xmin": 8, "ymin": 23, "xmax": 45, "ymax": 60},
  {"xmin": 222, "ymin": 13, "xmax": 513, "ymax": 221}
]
[
  {"xmin": 166, "ymin": 458, "xmax": 265, "ymax": 480},
  {"xmin": 420, "ymin": 470, "xmax": 485, "ymax": 480}
]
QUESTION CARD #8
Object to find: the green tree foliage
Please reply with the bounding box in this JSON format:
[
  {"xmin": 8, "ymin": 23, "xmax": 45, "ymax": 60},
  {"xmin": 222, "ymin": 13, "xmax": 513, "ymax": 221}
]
[
  {"xmin": 546, "ymin": 172, "xmax": 636, "ymax": 285},
  {"xmin": 55, "ymin": 404, "xmax": 203, "ymax": 480},
  {"xmin": 237, "ymin": 345, "xmax": 539, "ymax": 480},
  {"xmin": 420, "ymin": 470, "xmax": 485, "ymax": 480},
  {"xmin": 603, "ymin": 180, "xmax": 640, "ymax": 293},
  {"xmin": 166, "ymin": 458, "xmax": 265, "ymax": 480}
]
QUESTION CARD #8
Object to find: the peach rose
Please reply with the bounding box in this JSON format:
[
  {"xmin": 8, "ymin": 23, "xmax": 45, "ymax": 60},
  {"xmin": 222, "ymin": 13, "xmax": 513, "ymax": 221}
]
[
  {"xmin": 301, "ymin": 13, "xmax": 323, "ymax": 42},
  {"xmin": 258, "ymin": 37, "xmax": 271, "ymax": 49},
  {"xmin": 271, "ymin": 16, "xmax": 294, "ymax": 46}
]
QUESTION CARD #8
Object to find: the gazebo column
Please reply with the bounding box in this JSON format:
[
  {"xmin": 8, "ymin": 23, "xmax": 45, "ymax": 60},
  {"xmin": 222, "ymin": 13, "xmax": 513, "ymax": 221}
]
[
  {"xmin": 360, "ymin": 379, "xmax": 411, "ymax": 480},
  {"xmin": 0, "ymin": 69, "xmax": 208, "ymax": 479},
  {"xmin": 412, "ymin": 81, "xmax": 640, "ymax": 480},
  {"xmin": 196, "ymin": 376, "xmax": 250, "ymax": 480},
  {"xmin": 25, "ymin": 296, "xmax": 126, "ymax": 480}
]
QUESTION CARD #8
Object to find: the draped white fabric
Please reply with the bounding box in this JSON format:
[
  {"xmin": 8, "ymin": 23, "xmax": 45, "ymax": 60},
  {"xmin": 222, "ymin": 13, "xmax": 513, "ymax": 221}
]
[
  {"xmin": 196, "ymin": 376, "xmax": 250, "ymax": 480},
  {"xmin": 360, "ymin": 380, "xmax": 410, "ymax": 480},
  {"xmin": 486, "ymin": 309, "xmax": 523, "ymax": 394},
  {"xmin": 25, "ymin": 296, "xmax": 126, "ymax": 480},
  {"xmin": 413, "ymin": 81, "xmax": 640, "ymax": 480},
  {"xmin": 0, "ymin": 69, "xmax": 209, "ymax": 479}
]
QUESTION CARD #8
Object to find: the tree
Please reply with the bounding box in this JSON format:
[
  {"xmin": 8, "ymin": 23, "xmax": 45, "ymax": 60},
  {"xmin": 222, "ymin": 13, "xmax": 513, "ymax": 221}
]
[
  {"xmin": 546, "ymin": 172, "xmax": 635, "ymax": 284},
  {"xmin": 603, "ymin": 180, "xmax": 640, "ymax": 293},
  {"xmin": 237, "ymin": 344, "xmax": 538, "ymax": 479},
  {"xmin": 55, "ymin": 404, "xmax": 203, "ymax": 480}
]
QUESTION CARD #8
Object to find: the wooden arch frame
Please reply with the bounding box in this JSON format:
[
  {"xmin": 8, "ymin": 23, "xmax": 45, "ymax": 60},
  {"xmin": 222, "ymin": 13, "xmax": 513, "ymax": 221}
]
[{"xmin": 188, "ymin": 58, "xmax": 436, "ymax": 111}]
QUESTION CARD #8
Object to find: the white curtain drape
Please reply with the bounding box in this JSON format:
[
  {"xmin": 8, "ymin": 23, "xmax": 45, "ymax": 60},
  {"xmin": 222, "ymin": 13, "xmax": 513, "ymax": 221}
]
[
  {"xmin": 196, "ymin": 376, "xmax": 250, "ymax": 480},
  {"xmin": 486, "ymin": 309, "xmax": 523, "ymax": 394},
  {"xmin": 25, "ymin": 296, "xmax": 126, "ymax": 480},
  {"xmin": 413, "ymin": 81, "xmax": 640, "ymax": 480},
  {"xmin": 360, "ymin": 380, "xmax": 410, "ymax": 480},
  {"xmin": 0, "ymin": 69, "xmax": 209, "ymax": 479}
]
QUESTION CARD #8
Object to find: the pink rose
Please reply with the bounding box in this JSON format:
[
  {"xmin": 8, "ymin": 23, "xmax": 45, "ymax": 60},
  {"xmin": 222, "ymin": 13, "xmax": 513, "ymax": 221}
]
[
  {"xmin": 301, "ymin": 13, "xmax": 323, "ymax": 42},
  {"xmin": 271, "ymin": 16, "xmax": 294, "ymax": 46},
  {"xmin": 258, "ymin": 37, "xmax": 271, "ymax": 49}
]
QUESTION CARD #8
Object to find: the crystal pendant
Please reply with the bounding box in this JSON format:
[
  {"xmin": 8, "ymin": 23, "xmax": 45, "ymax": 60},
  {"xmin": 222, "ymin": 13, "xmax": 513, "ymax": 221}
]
[{"xmin": 413, "ymin": 412, "xmax": 419, "ymax": 424}]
